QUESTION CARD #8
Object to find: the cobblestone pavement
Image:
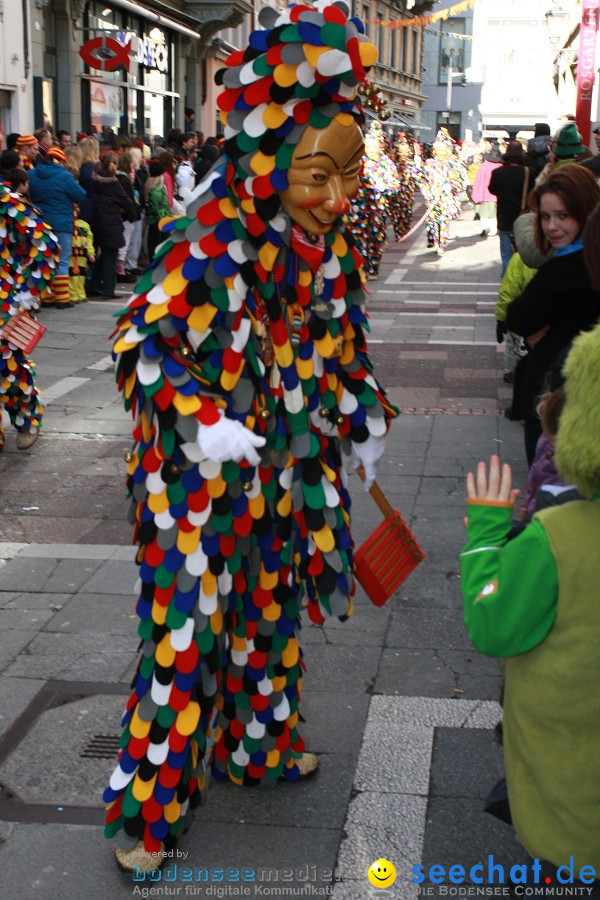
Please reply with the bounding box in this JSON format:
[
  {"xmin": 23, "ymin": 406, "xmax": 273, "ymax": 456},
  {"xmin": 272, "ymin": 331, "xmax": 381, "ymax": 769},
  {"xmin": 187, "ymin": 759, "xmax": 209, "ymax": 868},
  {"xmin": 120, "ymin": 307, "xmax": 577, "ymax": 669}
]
[{"xmin": 0, "ymin": 208, "xmax": 535, "ymax": 900}]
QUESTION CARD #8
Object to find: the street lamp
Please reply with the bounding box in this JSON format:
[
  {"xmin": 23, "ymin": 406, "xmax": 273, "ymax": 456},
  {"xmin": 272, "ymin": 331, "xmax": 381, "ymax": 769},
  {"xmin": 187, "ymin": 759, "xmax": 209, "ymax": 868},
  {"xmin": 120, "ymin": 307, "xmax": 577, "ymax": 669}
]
[{"xmin": 545, "ymin": 1, "xmax": 568, "ymax": 48}]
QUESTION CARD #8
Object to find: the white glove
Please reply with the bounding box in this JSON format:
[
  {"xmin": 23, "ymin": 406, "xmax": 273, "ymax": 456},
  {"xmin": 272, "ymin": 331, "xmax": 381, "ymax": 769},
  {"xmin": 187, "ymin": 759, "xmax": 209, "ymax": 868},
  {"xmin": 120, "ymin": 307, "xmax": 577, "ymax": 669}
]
[
  {"xmin": 351, "ymin": 434, "xmax": 386, "ymax": 491},
  {"xmin": 196, "ymin": 412, "xmax": 266, "ymax": 466},
  {"xmin": 18, "ymin": 291, "xmax": 37, "ymax": 311}
]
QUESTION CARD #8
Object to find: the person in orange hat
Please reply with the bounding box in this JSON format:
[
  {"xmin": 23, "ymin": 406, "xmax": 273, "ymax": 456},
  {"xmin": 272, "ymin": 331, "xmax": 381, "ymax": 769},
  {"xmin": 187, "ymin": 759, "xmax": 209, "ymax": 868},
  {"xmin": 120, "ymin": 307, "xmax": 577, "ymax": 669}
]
[
  {"xmin": 15, "ymin": 134, "xmax": 40, "ymax": 170},
  {"xmin": 28, "ymin": 144, "xmax": 87, "ymax": 308}
]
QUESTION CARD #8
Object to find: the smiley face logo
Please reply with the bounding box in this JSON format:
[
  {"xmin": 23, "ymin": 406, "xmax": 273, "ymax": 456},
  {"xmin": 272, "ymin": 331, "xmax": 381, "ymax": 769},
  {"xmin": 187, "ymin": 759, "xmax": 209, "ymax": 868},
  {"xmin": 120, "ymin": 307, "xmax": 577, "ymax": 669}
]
[{"xmin": 367, "ymin": 858, "xmax": 397, "ymax": 888}]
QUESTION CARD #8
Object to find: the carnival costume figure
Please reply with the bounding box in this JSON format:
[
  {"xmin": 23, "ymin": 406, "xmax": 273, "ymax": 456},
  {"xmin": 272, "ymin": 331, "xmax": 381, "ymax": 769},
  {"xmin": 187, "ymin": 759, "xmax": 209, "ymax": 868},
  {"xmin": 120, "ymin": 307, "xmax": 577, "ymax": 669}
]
[
  {"xmin": 105, "ymin": 0, "xmax": 398, "ymax": 872},
  {"xmin": 348, "ymin": 121, "xmax": 400, "ymax": 279},
  {"xmin": 421, "ymin": 128, "xmax": 467, "ymax": 254},
  {"xmin": 347, "ymin": 172, "xmax": 386, "ymax": 279},
  {"xmin": 0, "ymin": 181, "xmax": 59, "ymax": 451},
  {"xmin": 391, "ymin": 132, "xmax": 421, "ymax": 240}
]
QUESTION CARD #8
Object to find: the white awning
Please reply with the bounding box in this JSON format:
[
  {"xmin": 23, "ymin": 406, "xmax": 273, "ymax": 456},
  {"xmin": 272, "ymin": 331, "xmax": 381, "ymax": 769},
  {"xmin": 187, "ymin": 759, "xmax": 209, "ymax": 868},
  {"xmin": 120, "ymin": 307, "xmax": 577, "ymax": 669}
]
[{"xmin": 103, "ymin": 0, "xmax": 201, "ymax": 39}]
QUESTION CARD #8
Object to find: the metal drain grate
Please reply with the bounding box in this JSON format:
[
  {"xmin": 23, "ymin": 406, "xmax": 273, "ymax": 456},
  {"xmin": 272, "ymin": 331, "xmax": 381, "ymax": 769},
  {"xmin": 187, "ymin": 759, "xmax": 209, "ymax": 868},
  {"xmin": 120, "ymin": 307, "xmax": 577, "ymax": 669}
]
[{"xmin": 80, "ymin": 734, "xmax": 120, "ymax": 759}]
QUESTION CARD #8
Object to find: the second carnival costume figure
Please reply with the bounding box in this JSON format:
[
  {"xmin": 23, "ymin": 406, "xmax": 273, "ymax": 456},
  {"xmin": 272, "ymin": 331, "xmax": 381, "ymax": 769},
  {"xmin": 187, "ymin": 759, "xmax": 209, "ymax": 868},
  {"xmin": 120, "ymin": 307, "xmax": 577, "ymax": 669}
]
[
  {"xmin": 421, "ymin": 128, "xmax": 468, "ymax": 254},
  {"xmin": 105, "ymin": 0, "xmax": 398, "ymax": 872},
  {"xmin": 348, "ymin": 121, "xmax": 400, "ymax": 280},
  {"xmin": 0, "ymin": 182, "xmax": 60, "ymax": 451}
]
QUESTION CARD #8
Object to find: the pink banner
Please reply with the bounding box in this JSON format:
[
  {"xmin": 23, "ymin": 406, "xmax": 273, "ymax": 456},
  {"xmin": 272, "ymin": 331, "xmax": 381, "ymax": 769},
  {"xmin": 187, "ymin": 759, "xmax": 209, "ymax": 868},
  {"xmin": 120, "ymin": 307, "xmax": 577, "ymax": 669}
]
[{"xmin": 576, "ymin": 0, "xmax": 600, "ymax": 147}]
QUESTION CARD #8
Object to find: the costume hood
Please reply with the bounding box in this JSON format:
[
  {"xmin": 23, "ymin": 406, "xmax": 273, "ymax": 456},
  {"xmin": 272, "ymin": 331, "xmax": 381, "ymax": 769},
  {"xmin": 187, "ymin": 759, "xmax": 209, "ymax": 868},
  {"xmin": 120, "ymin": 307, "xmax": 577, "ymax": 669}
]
[{"xmin": 555, "ymin": 323, "xmax": 600, "ymax": 497}]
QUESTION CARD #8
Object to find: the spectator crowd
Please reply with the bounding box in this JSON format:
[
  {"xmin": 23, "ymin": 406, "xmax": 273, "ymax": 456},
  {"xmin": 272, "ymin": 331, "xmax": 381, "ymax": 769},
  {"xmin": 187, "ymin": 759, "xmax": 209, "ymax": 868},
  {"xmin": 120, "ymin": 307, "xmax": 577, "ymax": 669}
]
[{"xmin": 0, "ymin": 126, "xmax": 223, "ymax": 306}]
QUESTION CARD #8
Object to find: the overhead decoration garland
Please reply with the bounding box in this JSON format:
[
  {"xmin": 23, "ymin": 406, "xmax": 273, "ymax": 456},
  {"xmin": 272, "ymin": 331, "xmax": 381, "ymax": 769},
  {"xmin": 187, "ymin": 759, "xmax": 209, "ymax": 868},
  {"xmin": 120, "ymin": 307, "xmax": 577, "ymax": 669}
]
[{"xmin": 367, "ymin": 0, "xmax": 481, "ymax": 29}]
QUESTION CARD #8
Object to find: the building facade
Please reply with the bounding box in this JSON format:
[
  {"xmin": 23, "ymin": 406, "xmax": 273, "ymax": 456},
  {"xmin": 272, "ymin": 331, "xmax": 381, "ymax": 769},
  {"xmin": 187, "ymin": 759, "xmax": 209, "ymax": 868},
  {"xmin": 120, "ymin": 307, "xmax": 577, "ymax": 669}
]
[
  {"xmin": 421, "ymin": 0, "xmax": 566, "ymax": 143},
  {"xmin": 0, "ymin": 0, "xmax": 33, "ymax": 140},
  {"xmin": 546, "ymin": 0, "xmax": 600, "ymax": 138},
  {"xmin": 421, "ymin": 5, "xmax": 480, "ymax": 141},
  {"xmin": 18, "ymin": 0, "xmax": 251, "ymax": 140},
  {"xmin": 2, "ymin": 0, "xmax": 432, "ymax": 144}
]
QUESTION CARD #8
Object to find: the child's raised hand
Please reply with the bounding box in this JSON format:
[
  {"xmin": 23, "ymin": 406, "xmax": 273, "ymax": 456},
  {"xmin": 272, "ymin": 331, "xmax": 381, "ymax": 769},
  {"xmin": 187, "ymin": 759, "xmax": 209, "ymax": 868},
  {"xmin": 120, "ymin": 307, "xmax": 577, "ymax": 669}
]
[{"xmin": 466, "ymin": 455, "xmax": 520, "ymax": 505}]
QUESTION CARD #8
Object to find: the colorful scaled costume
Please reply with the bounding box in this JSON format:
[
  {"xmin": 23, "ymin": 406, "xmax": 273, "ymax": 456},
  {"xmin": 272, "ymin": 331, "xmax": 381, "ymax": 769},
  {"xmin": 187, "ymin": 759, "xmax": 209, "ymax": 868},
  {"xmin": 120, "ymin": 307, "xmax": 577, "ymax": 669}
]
[
  {"xmin": 348, "ymin": 173, "xmax": 387, "ymax": 278},
  {"xmin": 105, "ymin": 0, "xmax": 397, "ymax": 861},
  {"xmin": 421, "ymin": 128, "xmax": 467, "ymax": 253},
  {"xmin": 69, "ymin": 216, "xmax": 95, "ymax": 302},
  {"xmin": 0, "ymin": 182, "xmax": 59, "ymax": 450},
  {"xmin": 390, "ymin": 132, "xmax": 421, "ymax": 240},
  {"xmin": 348, "ymin": 121, "xmax": 399, "ymax": 279}
]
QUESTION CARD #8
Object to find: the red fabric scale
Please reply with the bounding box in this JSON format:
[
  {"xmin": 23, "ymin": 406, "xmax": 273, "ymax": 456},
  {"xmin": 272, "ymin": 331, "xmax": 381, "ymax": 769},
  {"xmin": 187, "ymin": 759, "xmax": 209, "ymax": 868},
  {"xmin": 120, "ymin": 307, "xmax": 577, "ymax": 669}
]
[
  {"xmin": 169, "ymin": 292, "xmax": 192, "ymax": 320},
  {"xmin": 155, "ymin": 584, "xmax": 175, "ymax": 606},
  {"xmin": 233, "ymin": 570, "xmax": 247, "ymax": 594},
  {"xmin": 276, "ymin": 729, "xmax": 291, "ymax": 751},
  {"xmin": 229, "ymin": 719, "xmax": 245, "ymax": 740},
  {"xmin": 252, "ymin": 587, "xmax": 272, "ymax": 609},
  {"xmin": 199, "ymin": 232, "xmax": 227, "ymax": 257},
  {"xmin": 196, "ymin": 197, "xmax": 224, "ymax": 226},
  {"xmin": 222, "ymin": 346, "xmax": 242, "ymax": 374},
  {"xmin": 142, "ymin": 796, "xmax": 164, "ymax": 824},
  {"xmin": 142, "ymin": 448, "xmax": 162, "ymax": 473},
  {"xmin": 292, "ymin": 101, "xmax": 312, "ymax": 124},
  {"xmin": 177, "ymin": 516, "xmax": 197, "ymax": 534},
  {"xmin": 346, "ymin": 37, "xmax": 365, "ymax": 82},
  {"xmin": 243, "ymin": 77, "xmax": 273, "ymax": 107},
  {"xmin": 247, "ymin": 763, "xmax": 266, "ymax": 778},
  {"xmin": 169, "ymin": 730, "xmax": 188, "ymax": 753},
  {"xmin": 154, "ymin": 381, "xmax": 176, "ymax": 412},
  {"xmin": 196, "ymin": 399, "xmax": 221, "ymax": 426},
  {"xmin": 258, "ymin": 466, "xmax": 271, "ymax": 486},
  {"xmin": 214, "ymin": 740, "xmax": 229, "ymax": 761},
  {"xmin": 323, "ymin": 5, "xmax": 347, "ymax": 24},
  {"xmin": 106, "ymin": 797, "xmax": 123, "ymax": 822},
  {"xmin": 248, "ymin": 649, "xmax": 268, "ymax": 668},
  {"xmin": 219, "ymin": 533, "xmax": 235, "ymax": 556},
  {"xmin": 177, "ymin": 642, "xmax": 199, "ymax": 674},
  {"xmin": 251, "ymin": 694, "xmax": 270, "ymax": 712},
  {"xmin": 308, "ymin": 550, "xmax": 324, "ymax": 575},
  {"xmin": 165, "ymin": 242, "xmax": 190, "ymax": 271},
  {"xmin": 169, "ymin": 685, "xmax": 191, "ymax": 712},
  {"xmin": 217, "ymin": 86, "xmax": 243, "ymax": 111},
  {"xmin": 246, "ymin": 214, "xmax": 267, "ymax": 239},
  {"xmin": 227, "ymin": 674, "xmax": 244, "ymax": 693},
  {"xmin": 225, "ymin": 49, "xmax": 245, "ymax": 67},
  {"xmin": 144, "ymin": 828, "xmax": 163, "ymax": 855},
  {"xmin": 129, "ymin": 735, "xmax": 151, "ymax": 758},
  {"xmin": 289, "ymin": 5, "xmax": 311, "ymax": 22},
  {"xmin": 245, "ymin": 621, "xmax": 258, "ymax": 640},
  {"xmin": 253, "ymin": 175, "xmax": 276, "ymax": 201},
  {"xmin": 265, "ymin": 46, "xmax": 283, "ymax": 66},
  {"xmin": 145, "ymin": 541, "xmax": 165, "ymax": 568},
  {"xmin": 307, "ymin": 604, "xmax": 325, "ymax": 625},
  {"xmin": 158, "ymin": 762, "xmax": 181, "ymax": 789}
]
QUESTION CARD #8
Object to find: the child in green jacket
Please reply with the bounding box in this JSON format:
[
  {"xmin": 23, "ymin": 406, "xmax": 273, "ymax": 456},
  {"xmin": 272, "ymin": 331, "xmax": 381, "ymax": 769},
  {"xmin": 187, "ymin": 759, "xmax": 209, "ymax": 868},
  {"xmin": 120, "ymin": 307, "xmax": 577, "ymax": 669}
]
[{"xmin": 460, "ymin": 323, "xmax": 600, "ymax": 889}]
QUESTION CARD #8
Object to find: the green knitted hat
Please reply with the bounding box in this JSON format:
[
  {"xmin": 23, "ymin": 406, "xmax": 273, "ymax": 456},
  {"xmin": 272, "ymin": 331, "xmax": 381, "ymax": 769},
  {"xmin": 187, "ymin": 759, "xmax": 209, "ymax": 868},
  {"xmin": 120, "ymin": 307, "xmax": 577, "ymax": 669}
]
[{"xmin": 554, "ymin": 122, "xmax": 585, "ymax": 158}]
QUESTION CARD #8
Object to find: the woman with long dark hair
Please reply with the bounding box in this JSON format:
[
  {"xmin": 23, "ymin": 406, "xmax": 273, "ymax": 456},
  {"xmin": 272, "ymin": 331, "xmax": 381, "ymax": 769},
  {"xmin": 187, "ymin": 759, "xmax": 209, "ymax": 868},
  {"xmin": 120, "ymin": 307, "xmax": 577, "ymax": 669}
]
[{"xmin": 506, "ymin": 165, "xmax": 600, "ymax": 464}]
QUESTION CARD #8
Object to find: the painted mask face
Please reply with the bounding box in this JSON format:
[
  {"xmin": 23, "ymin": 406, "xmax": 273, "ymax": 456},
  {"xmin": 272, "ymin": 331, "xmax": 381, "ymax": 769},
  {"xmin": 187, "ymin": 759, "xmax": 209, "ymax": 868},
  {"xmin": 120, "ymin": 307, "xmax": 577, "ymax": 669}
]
[{"xmin": 278, "ymin": 119, "xmax": 364, "ymax": 235}]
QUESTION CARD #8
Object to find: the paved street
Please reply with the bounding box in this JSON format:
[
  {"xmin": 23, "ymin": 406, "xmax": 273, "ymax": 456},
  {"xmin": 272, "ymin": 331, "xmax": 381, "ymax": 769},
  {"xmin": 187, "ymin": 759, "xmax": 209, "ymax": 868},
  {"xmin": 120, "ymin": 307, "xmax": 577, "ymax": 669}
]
[{"xmin": 0, "ymin": 207, "xmax": 533, "ymax": 900}]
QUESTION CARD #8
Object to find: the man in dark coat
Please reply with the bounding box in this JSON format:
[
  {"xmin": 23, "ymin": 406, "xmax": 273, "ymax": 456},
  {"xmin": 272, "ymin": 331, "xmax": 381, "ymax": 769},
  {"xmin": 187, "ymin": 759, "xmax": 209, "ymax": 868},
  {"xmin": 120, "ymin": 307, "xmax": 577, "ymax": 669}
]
[
  {"xmin": 525, "ymin": 123, "xmax": 552, "ymax": 178},
  {"xmin": 87, "ymin": 154, "xmax": 136, "ymax": 299},
  {"xmin": 489, "ymin": 141, "xmax": 529, "ymax": 275},
  {"xmin": 580, "ymin": 126, "xmax": 600, "ymax": 177}
]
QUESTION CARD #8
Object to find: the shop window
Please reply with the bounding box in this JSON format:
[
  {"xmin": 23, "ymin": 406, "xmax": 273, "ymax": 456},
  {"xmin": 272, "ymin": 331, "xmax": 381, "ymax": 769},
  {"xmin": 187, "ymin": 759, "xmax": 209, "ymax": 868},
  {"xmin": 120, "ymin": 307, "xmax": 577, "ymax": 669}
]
[{"xmin": 439, "ymin": 18, "xmax": 465, "ymax": 84}]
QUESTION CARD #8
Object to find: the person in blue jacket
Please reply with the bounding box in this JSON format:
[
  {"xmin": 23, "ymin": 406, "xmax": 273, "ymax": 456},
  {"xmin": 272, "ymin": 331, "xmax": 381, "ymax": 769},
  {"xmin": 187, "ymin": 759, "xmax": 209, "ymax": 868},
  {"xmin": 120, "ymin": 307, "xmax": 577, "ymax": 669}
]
[{"xmin": 28, "ymin": 146, "xmax": 87, "ymax": 309}]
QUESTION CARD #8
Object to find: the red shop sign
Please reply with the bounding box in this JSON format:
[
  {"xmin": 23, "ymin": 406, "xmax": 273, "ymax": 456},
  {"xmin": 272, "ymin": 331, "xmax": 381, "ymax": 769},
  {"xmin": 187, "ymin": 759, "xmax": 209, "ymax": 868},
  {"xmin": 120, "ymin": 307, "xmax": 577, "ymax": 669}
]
[{"xmin": 79, "ymin": 36, "xmax": 132, "ymax": 72}]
